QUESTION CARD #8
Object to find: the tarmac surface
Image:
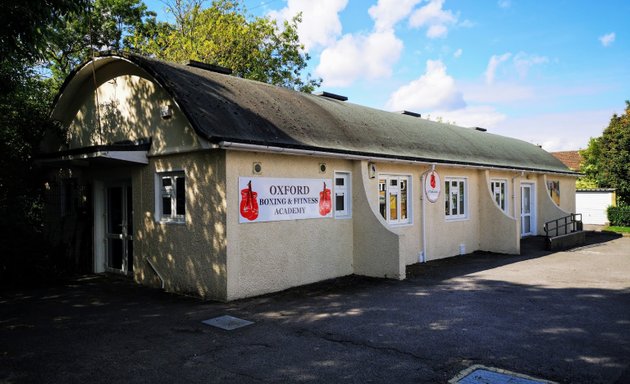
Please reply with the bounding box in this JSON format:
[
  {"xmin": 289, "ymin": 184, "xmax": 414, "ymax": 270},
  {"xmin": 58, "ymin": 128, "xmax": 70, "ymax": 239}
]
[{"xmin": 1, "ymin": 231, "xmax": 629, "ymax": 383}]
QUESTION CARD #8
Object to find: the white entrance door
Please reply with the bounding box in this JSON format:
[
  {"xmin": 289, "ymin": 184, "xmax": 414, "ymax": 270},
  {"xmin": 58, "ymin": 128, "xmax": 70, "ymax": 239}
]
[
  {"xmin": 521, "ymin": 183, "xmax": 536, "ymax": 237},
  {"xmin": 105, "ymin": 183, "xmax": 133, "ymax": 274}
]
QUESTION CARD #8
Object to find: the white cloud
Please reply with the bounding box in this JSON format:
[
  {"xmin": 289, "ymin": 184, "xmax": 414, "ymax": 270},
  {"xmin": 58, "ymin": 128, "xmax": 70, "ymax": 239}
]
[
  {"xmin": 498, "ymin": 0, "xmax": 511, "ymax": 9},
  {"xmin": 409, "ymin": 0, "xmax": 458, "ymax": 39},
  {"xmin": 427, "ymin": 24, "xmax": 448, "ymax": 38},
  {"xmin": 513, "ymin": 52, "xmax": 549, "ymax": 78},
  {"xmin": 599, "ymin": 32, "xmax": 615, "ymax": 47},
  {"xmin": 485, "ymin": 53, "xmax": 511, "ymax": 84},
  {"xmin": 429, "ymin": 106, "xmax": 507, "ymax": 128},
  {"xmin": 484, "ymin": 52, "xmax": 548, "ymax": 83},
  {"xmin": 316, "ymin": 30, "xmax": 403, "ymax": 87},
  {"xmin": 368, "ymin": 0, "xmax": 422, "ymax": 32},
  {"xmin": 267, "ymin": 0, "xmax": 348, "ymax": 52},
  {"xmin": 453, "ymin": 48, "xmax": 463, "ymax": 58},
  {"xmin": 385, "ymin": 60, "xmax": 465, "ymax": 111}
]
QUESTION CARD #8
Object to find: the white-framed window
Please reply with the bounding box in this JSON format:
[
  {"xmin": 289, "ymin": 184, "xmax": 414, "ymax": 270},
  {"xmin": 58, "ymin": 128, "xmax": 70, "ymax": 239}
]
[
  {"xmin": 490, "ymin": 179, "xmax": 508, "ymax": 213},
  {"xmin": 445, "ymin": 177, "xmax": 467, "ymax": 220},
  {"xmin": 378, "ymin": 174, "xmax": 411, "ymax": 225},
  {"xmin": 334, "ymin": 172, "xmax": 351, "ymax": 218},
  {"xmin": 156, "ymin": 171, "xmax": 186, "ymax": 223}
]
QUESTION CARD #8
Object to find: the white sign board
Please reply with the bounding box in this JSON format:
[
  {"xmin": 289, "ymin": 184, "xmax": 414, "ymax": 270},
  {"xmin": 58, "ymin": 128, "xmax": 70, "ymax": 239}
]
[
  {"xmin": 239, "ymin": 177, "xmax": 333, "ymax": 223},
  {"xmin": 424, "ymin": 170, "xmax": 441, "ymax": 203}
]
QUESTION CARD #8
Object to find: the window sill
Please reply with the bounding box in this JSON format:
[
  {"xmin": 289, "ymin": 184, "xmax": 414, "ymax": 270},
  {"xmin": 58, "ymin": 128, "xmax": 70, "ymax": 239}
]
[
  {"xmin": 158, "ymin": 219, "xmax": 186, "ymax": 225},
  {"xmin": 388, "ymin": 221, "xmax": 413, "ymax": 228},
  {"xmin": 445, "ymin": 216, "xmax": 469, "ymax": 222}
]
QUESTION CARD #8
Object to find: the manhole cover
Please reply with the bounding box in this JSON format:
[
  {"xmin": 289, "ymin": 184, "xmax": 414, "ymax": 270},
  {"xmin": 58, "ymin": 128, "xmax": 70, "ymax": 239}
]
[
  {"xmin": 202, "ymin": 315, "xmax": 254, "ymax": 330},
  {"xmin": 450, "ymin": 365, "xmax": 556, "ymax": 384}
]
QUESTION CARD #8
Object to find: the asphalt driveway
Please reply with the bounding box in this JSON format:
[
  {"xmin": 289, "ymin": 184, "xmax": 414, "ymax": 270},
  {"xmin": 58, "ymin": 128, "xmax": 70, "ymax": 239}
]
[{"xmin": 1, "ymin": 232, "xmax": 629, "ymax": 384}]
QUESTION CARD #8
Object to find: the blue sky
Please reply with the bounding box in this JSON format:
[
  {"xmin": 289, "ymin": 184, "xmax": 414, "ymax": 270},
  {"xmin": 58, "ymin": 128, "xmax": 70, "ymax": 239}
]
[{"xmin": 145, "ymin": 0, "xmax": 629, "ymax": 151}]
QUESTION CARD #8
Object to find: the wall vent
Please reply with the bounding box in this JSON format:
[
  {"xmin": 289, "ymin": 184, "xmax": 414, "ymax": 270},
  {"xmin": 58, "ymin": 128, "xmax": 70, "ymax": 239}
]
[
  {"xmin": 187, "ymin": 60, "xmax": 232, "ymax": 75},
  {"xmin": 399, "ymin": 110, "xmax": 421, "ymax": 118},
  {"xmin": 315, "ymin": 91, "xmax": 348, "ymax": 101}
]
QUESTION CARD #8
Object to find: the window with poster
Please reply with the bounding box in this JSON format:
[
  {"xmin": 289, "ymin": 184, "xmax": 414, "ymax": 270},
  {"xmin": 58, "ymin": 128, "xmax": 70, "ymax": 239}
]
[
  {"xmin": 334, "ymin": 172, "xmax": 351, "ymax": 218},
  {"xmin": 378, "ymin": 175, "xmax": 411, "ymax": 225}
]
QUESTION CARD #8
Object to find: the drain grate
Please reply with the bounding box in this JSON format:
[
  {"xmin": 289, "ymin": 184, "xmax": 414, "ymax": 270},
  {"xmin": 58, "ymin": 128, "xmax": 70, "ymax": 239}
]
[
  {"xmin": 450, "ymin": 365, "xmax": 556, "ymax": 384},
  {"xmin": 202, "ymin": 315, "xmax": 254, "ymax": 330}
]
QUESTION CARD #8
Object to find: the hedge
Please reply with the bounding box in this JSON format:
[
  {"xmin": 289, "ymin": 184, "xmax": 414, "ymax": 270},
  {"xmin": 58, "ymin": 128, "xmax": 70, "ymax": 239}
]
[{"xmin": 607, "ymin": 205, "xmax": 630, "ymax": 227}]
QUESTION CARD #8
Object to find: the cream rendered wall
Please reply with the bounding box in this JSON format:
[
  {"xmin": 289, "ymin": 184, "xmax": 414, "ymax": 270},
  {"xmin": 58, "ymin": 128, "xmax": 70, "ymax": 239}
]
[
  {"xmin": 360, "ymin": 161, "xmax": 426, "ymax": 269},
  {"xmin": 424, "ymin": 166, "xmax": 481, "ymax": 260},
  {"xmin": 536, "ymin": 174, "xmax": 577, "ymax": 235},
  {"xmin": 136, "ymin": 151, "xmax": 228, "ymax": 300},
  {"xmin": 545, "ymin": 175, "xmax": 577, "ymax": 214},
  {"xmin": 64, "ymin": 62, "xmax": 202, "ymax": 155},
  {"xmin": 352, "ymin": 161, "xmax": 404, "ymax": 279},
  {"xmin": 479, "ymin": 170, "xmax": 520, "ymax": 254},
  {"xmin": 225, "ymin": 151, "xmax": 354, "ymax": 301}
]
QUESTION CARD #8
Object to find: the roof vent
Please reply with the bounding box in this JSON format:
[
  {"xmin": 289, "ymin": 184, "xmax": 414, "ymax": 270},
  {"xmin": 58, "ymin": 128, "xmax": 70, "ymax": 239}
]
[
  {"xmin": 474, "ymin": 127, "xmax": 487, "ymax": 132},
  {"xmin": 316, "ymin": 91, "xmax": 348, "ymax": 101},
  {"xmin": 399, "ymin": 110, "xmax": 421, "ymax": 118},
  {"xmin": 187, "ymin": 60, "xmax": 232, "ymax": 75}
]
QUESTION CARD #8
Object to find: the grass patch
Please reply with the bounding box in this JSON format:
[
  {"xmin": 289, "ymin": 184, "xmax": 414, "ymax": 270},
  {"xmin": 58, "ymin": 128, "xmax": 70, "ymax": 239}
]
[{"xmin": 604, "ymin": 226, "xmax": 630, "ymax": 234}]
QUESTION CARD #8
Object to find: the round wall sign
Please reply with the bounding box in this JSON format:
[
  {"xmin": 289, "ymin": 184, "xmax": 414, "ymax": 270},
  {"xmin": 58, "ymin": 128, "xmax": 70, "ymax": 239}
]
[{"xmin": 424, "ymin": 170, "xmax": 441, "ymax": 203}]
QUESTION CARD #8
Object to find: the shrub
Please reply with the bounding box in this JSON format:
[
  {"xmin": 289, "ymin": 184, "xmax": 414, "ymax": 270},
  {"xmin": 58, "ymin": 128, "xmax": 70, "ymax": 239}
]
[{"xmin": 607, "ymin": 205, "xmax": 630, "ymax": 227}]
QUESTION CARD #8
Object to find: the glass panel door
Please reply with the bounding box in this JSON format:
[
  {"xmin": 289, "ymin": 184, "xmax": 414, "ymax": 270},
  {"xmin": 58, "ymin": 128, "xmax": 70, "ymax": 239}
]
[
  {"xmin": 106, "ymin": 183, "xmax": 133, "ymax": 274},
  {"xmin": 521, "ymin": 184, "xmax": 534, "ymax": 237}
]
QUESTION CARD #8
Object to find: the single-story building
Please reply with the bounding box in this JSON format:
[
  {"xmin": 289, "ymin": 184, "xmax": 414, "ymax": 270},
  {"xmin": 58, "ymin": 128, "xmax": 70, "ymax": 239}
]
[{"xmin": 40, "ymin": 53, "xmax": 578, "ymax": 301}]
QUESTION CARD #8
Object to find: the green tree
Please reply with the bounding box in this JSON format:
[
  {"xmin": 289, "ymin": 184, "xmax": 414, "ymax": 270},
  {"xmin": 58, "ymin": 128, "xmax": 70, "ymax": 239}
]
[
  {"xmin": 45, "ymin": 0, "xmax": 157, "ymax": 86},
  {"xmin": 0, "ymin": 0, "xmax": 87, "ymax": 285},
  {"xmin": 135, "ymin": 0, "xmax": 320, "ymax": 92},
  {"xmin": 580, "ymin": 101, "xmax": 630, "ymax": 204}
]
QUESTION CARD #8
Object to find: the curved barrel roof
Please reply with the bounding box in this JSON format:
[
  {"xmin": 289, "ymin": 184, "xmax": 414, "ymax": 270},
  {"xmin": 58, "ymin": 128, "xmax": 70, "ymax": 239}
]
[{"xmin": 59, "ymin": 53, "xmax": 575, "ymax": 174}]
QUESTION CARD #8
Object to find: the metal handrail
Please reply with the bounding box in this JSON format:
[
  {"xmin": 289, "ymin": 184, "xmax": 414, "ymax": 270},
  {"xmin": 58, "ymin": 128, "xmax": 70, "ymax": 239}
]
[{"xmin": 544, "ymin": 213, "xmax": 583, "ymax": 237}]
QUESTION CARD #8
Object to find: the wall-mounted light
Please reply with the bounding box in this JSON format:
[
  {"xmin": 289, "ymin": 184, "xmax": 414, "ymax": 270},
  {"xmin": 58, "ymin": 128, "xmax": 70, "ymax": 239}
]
[
  {"xmin": 160, "ymin": 104, "xmax": 173, "ymax": 120},
  {"xmin": 368, "ymin": 162, "xmax": 377, "ymax": 179},
  {"xmin": 253, "ymin": 162, "xmax": 262, "ymax": 175},
  {"xmin": 319, "ymin": 163, "xmax": 327, "ymax": 173}
]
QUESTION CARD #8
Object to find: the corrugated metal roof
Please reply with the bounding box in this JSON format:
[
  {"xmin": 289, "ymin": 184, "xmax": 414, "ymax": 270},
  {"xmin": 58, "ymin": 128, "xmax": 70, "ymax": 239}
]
[{"xmin": 84, "ymin": 53, "xmax": 576, "ymax": 174}]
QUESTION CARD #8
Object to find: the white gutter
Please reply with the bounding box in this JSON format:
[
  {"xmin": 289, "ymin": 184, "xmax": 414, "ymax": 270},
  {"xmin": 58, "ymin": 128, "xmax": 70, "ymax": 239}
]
[{"xmin": 218, "ymin": 141, "xmax": 577, "ymax": 176}]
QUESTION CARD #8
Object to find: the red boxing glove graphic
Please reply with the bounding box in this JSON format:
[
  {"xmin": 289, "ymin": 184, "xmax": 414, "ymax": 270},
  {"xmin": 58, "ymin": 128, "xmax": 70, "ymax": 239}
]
[
  {"xmin": 240, "ymin": 180, "xmax": 259, "ymax": 221},
  {"xmin": 319, "ymin": 182, "xmax": 332, "ymax": 216}
]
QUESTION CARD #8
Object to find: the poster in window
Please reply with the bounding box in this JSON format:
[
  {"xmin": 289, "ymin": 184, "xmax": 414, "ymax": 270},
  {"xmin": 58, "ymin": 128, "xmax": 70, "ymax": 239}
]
[{"xmin": 547, "ymin": 180, "xmax": 560, "ymax": 205}]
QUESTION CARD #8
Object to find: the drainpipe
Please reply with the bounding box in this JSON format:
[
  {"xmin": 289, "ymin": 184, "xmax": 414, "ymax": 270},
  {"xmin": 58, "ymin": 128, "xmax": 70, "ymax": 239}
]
[
  {"xmin": 420, "ymin": 164, "xmax": 436, "ymax": 263},
  {"xmin": 146, "ymin": 258, "xmax": 165, "ymax": 289}
]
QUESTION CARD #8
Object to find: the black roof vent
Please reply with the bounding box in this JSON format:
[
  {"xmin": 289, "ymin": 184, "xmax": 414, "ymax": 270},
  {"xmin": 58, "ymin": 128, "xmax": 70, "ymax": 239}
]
[
  {"xmin": 399, "ymin": 110, "xmax": 421, "ymax": 118},
  {"xmin": 187, "ymin": 60, "xmax": 232, "ymax": 75},
  {"xmin": 474, "ymin": 127, "xmax": 487, "ymax": 132},
  {"xmin": 316, "ymin": 91, "xmax": 348, "ymax": 101}
]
